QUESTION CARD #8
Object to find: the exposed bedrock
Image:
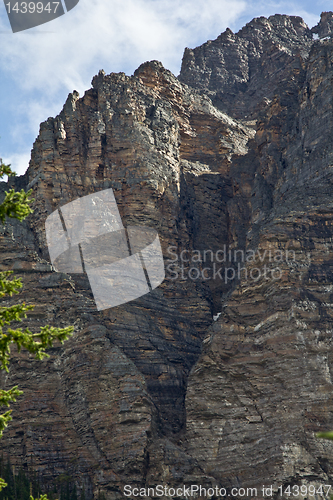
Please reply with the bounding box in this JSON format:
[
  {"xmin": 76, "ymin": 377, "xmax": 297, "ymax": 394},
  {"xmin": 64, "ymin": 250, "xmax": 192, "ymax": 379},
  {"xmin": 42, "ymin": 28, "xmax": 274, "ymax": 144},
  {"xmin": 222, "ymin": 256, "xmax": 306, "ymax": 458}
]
[{"xmin": 1, "ymin": 11, "xmax": 333, "ymax": 499}]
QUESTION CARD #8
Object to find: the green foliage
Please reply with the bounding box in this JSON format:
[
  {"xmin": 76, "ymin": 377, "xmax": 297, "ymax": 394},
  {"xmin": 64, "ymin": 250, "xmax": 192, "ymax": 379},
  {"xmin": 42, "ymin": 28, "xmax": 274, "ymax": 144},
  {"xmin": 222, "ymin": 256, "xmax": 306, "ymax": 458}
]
[
  {"xmin": 0, "ymin": 268, "xmax": 73, "ymax": 454},
  {"xmin": 0, "ymin": 161, "xmax": 15, "ymax": 179},
  {"xmin": 0, "ymin": 386, "xmax": 23, "ymax": 438},
  {"xmin": 0, "ymin": 158, "xmax": 74, "ymax": 494},
  {"xmin": 0, "ymin": 456, "xmax": 44, "ymax": 500},
  {"xmin": 0, "ymin": 189, "xmax": 34, "ymax": 224},
  {"xmin": 59, "ymin": 481, "xmax": 78, "ymax": 500},
  {"xmin": 0, "ymin": 271, "xmax": 24, "ymax": 298},
  {"xmin": 0, "ymin": 160, "xmax": 33, "ymax": 224},
  {"xmin": 316, "ymin": 431, "xmax": 333, "ymax": 441},
  {"xmin": 0, "ymin": 273, "xmax": 73, "ymax": 372},
  {"xmin": 0, "ymin": 457, "xmax": 79, "ymax": 500}
]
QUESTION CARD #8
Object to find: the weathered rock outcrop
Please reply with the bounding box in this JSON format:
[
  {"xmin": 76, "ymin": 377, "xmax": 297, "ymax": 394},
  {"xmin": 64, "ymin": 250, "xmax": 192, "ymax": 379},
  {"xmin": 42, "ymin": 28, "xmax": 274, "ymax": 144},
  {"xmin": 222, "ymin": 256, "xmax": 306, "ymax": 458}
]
[
  {"xmin": 312, "ymin": 12, "xmax": 333, "ymax": 39},
  {"xmin": 178, "ymin": 14, "xmax": 313, "ymax": 119},
  {"xmin": 2, "ymin": 11, "xmax": 333, "ymax": 500}
]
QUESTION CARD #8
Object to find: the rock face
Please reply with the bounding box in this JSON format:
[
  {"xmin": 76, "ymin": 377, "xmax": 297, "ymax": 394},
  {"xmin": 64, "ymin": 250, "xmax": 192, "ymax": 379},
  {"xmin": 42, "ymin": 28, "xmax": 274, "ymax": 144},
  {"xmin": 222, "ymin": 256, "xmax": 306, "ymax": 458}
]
[
  {"xmin": 312, "ymin": 12, "xmax": 333, "ymax": 39},
  {"xmin": 2, "ymin": 11, "xmax": 333, "ymax": 500},
  {"xmin": 178, "ymin": 14, "xmax": 313, "ymax": 119}
]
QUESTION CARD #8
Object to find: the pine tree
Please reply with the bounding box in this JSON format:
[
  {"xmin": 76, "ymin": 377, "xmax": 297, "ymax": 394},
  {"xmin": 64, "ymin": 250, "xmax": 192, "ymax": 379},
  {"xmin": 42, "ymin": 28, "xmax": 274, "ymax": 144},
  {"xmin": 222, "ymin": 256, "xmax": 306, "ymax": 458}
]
[
  {"xmin": 0, "ymin": 158, "xmax": 74, "ymax": 493},
  {"xmin": 0, "ymin": 161, "xmax": 33, "ymax": 224}
]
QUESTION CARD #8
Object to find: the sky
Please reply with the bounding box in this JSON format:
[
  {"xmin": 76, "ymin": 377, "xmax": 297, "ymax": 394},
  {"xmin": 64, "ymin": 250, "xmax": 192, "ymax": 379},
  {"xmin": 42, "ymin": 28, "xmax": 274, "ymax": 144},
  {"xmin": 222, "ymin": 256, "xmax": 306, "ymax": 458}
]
[{"xmin": 0, "ymin": 0, "xmax": 331, "ymax": 176}]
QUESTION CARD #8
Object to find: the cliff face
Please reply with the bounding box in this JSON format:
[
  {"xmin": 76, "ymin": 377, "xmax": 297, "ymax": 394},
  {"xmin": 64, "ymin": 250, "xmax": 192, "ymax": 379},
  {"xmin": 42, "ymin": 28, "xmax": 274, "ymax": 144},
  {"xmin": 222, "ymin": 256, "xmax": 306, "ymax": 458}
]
[
  {"xmin": 2, "ymin": 11, "xmax": 333, "ymax": 500},
  {"xmin": 178, "ymin": 14, "xmax": 313, "ymax": 120}
]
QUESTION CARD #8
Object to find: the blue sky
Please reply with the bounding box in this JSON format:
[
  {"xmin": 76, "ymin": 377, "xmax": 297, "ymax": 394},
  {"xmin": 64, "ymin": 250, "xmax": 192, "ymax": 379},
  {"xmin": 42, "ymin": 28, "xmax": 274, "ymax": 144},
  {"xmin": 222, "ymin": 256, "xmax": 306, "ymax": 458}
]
[{"xmin": 0, "ymin": 0, "xmax": 331, "ymax": 176}]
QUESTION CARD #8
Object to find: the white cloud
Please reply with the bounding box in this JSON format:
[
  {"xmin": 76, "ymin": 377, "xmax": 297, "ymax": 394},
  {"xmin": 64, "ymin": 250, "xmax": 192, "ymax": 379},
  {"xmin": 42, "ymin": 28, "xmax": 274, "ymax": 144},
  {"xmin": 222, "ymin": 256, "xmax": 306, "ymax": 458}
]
[
  {"xmin": 0, "ymin": 0, "xmax": 247, "ymax": 175},
  {"xmin": 0, "ymin": 0, "xmax": 325, "ymax": 176},
  {"xmin": 0, "ymin": 0, "xmax": 247, "ymax": 94},
  {"xmin": 2, "ymin": 151, "xmax": 31, "ymax": 176}
]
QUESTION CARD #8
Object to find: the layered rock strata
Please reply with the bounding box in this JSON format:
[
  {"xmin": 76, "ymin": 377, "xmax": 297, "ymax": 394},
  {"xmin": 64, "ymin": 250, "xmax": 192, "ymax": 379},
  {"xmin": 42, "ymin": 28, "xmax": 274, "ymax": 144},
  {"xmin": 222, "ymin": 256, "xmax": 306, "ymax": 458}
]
[{"xmin": 1, "ymin": 11, "xmax": 333, "ymax": 500}]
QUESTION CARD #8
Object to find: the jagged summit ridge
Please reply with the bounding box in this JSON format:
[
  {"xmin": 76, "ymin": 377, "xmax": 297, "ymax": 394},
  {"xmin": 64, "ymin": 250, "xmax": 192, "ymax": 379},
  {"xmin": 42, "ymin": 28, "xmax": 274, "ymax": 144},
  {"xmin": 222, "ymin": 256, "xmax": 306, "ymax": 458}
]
[
  {"xmin": 178, "ymin": 12, "xmax": 333, "ymax": 119},
  {"xmin": 312, "ymin": 11, "xmax": 333, "ymax": 38}
]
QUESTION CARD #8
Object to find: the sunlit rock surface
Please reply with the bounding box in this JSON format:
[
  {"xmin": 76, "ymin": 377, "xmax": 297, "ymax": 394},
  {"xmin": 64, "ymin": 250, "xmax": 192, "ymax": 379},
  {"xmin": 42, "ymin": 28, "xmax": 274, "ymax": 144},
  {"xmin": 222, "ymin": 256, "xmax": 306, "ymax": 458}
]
[{"xmin": 1, "ymin": 11, "xmax": 333, "ymax": 500}]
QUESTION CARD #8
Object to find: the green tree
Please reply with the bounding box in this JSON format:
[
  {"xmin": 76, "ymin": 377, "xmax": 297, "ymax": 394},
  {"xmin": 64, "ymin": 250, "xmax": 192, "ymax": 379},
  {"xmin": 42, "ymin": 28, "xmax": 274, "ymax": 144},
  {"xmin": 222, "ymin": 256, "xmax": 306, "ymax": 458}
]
[
  {"xmin": 0, "ymin": 158, "xmax": 74, "ymax": 492},
  {"xmin": 0, "ymin": 161, "xmax": 34, "ymax": 224}
]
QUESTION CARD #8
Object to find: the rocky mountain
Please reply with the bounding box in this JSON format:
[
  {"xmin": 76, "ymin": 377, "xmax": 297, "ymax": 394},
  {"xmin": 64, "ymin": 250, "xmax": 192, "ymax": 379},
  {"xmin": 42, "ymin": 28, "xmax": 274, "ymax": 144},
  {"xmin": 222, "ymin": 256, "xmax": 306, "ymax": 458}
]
[{"xmin": 2, "ymin": 10, "xmax": 333, "ymax": 500}]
